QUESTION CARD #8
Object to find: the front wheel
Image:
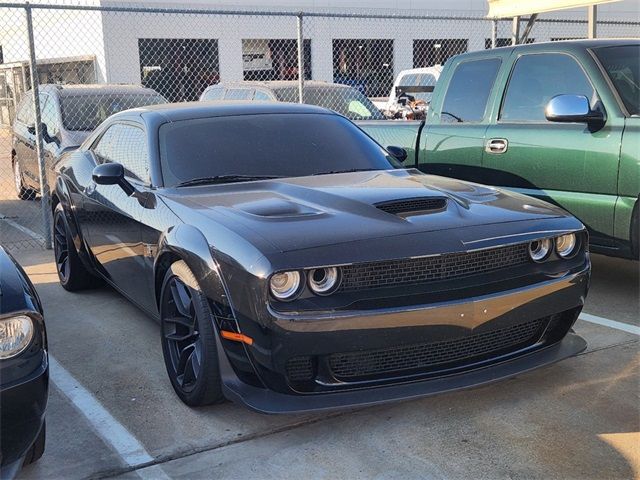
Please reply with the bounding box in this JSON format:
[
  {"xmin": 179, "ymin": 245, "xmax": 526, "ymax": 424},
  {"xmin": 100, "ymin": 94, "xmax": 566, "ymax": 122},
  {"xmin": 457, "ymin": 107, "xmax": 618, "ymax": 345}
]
[{"xmin": 160, "ymin": 260, "xmax": 225, "ymax": 407}]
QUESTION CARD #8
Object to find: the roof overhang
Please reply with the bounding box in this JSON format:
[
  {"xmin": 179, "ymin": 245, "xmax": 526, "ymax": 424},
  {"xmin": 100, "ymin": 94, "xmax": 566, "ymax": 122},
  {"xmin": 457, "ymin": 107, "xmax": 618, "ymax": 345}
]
[{"xmin": 486, "ymin": 0, "xmax": 622, "ymax": 18}]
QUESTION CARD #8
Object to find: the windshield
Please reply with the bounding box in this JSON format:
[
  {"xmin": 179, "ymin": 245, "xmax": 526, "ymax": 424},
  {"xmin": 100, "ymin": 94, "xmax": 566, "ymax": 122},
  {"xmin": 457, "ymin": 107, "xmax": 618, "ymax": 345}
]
[
  {"xmin": 396, "ymin": 73, "xmax": 438, "ymax": 102},
  {"xmin": 61, "ymin": 93, "xmax": 166, "ymax": 131},
  {"xmin": 159, "ymin": 113, "xmax": 398, "ymax": 187},
  {"xmin": 274, "ymin": 87, "xmax": 385, "ymax": 120},
  {"xmin": 593, "ymin": 45, "xmax": 640, "ymax": 116}
]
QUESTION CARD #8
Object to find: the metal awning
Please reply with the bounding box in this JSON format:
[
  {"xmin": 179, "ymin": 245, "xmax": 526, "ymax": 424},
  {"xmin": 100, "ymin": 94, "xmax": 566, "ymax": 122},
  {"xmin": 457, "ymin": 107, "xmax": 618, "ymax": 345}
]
[{"xmin": 486, "ymin": 0, "xmax": 621, "ymax": 18}]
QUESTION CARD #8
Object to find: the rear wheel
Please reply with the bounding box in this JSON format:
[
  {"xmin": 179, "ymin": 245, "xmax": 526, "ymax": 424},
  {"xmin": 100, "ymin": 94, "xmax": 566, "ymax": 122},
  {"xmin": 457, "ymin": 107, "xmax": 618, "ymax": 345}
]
[
  {"xmin": 53, "ymin": 204, "xmax": 101, "ymax": 291},
  {"xmin": 160, "ymin": 260, "xmax": 225, "ymax": 407},
  {"xmin": 13, "ymin": 159, "xmax": 35, "ymax": 200}
]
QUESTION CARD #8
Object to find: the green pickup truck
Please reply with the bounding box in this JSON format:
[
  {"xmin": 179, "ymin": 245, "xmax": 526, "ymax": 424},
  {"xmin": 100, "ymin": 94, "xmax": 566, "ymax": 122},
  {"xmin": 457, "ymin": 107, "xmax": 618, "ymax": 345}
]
[{"xmin": 361, "ymin": 39, "xmax": 639, "ymax": 260}]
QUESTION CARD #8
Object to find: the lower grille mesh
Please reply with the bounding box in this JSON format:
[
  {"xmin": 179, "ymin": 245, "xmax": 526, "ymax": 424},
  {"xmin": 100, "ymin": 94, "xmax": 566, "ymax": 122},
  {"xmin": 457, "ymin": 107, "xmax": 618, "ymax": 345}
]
[
  {"xmin": 329, "ymin": 317, "xmax": 547, "ymax": 380},
  {"xmin": 339, "ymin": 243, "xmax": 530, "ymax": 292}
]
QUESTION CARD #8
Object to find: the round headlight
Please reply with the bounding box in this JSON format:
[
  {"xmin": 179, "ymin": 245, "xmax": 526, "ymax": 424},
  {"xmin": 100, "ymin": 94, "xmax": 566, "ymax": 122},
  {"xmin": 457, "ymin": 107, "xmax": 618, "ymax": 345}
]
[
  {"xmin": 270, "ymin": 271, "xmax": 302, "ymax": 301},
  {"xmin": 0, "ymin": 315, "xmax": 34, "ymax": 359},
  {"xmin": 556, "ymin": 233, "xmax": 578, "ymax": 258},
  {"xmin": 529, "ymin": 238, "xmax": 552, "ymax": 262},
  {"xmin": 308, "ymin": 267, "xmax": 341, "ymax": 295}
]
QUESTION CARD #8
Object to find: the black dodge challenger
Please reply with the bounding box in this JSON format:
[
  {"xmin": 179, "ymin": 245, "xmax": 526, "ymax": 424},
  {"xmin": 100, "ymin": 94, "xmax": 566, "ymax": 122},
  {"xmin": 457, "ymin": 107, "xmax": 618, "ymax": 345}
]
[
  {"xmin": 0, "ymin": 246, "xmax": 48, "ymax": 477},
  {"xmin": 52, "ymin": 102, "xmax": 590, "ymax": 412}
]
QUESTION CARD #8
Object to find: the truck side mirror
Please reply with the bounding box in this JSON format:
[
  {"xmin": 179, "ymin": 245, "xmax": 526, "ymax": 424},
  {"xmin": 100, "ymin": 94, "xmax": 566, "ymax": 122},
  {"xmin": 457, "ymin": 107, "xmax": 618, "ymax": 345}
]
[{"xmin": 545, "ymin": 94, "xmax": 604, "ymax": 125}]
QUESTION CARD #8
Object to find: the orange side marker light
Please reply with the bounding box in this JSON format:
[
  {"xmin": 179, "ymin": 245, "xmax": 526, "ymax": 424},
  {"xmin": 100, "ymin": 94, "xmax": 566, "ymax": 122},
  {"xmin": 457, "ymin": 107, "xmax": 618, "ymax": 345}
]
[{"xmin": 220, "ymin": 330, "xmax": 254, "ymax": 345}]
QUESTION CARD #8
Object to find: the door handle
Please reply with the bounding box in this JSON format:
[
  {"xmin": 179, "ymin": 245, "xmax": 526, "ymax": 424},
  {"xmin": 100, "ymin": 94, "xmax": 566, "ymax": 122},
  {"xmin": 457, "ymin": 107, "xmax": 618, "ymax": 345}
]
[{"xmin": 485, "ymin": 138, "xmax": 508, "ymax": 154}]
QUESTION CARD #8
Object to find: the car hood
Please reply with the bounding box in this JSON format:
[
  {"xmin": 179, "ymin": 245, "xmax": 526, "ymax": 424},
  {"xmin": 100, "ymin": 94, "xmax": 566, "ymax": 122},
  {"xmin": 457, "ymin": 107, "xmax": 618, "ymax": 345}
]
[{"xmin": 163, "ymin": 169, "xmax": 571, "ymax": 253}]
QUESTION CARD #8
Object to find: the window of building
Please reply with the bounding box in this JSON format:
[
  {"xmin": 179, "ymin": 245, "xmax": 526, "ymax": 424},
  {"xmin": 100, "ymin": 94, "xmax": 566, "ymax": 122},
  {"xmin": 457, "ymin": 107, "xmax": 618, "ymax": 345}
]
[
  {"xmin": 139, "ymin": 38, "xmax": 219, "ymax": 103},
  {"xmin": 413, "ymin": 39, "xmax": 467, "ymax": 67},
  {"xmin": 500, "ymin": 53, "xmax": 595, "ymax": 122},
  {"xmin": 242, "ymin": 39, "xmax": 311, "ymax": 81},
  {"xmin": 94, "ymin": 123, "xmax": 149, "ymax": 182},
  {"xmin": 441, "ymin": 58, "xmax": 501, "ymax": 123},
  {"xmin": 333, "ymin": 39, "xmax": 393, "ymax": 97}
]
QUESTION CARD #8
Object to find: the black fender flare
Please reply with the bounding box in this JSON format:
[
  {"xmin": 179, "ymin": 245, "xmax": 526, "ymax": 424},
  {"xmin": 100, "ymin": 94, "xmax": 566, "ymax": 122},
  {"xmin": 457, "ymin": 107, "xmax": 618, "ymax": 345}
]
[{"xmin": 154, "ymin": 224, "xmax": 239, "ymax": 332}]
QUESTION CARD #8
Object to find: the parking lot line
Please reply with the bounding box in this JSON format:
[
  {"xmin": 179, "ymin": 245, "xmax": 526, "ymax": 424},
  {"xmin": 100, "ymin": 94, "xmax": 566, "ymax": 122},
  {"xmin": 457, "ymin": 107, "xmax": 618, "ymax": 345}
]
[
  {"xmin": 579, "ymin": 312, "xmax": 640, "ymax": 336},
  {"xmin": 0, "ymin": 214, "xmax": 45, "ymax": 244},
  {"xmin": 48, "ymin": 356, "xmax": 170, "ymax": 479}
]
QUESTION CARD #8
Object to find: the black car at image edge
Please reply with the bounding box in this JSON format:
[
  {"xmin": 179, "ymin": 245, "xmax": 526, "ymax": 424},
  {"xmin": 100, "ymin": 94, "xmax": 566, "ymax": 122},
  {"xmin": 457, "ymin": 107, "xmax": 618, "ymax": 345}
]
[
  {"xmin": 52, "ymin": 101, "xmax": 590, "ymax": 413},
  {"xmin": 0, "ymin": 247, "xmax": 48, "ymax": 477}
]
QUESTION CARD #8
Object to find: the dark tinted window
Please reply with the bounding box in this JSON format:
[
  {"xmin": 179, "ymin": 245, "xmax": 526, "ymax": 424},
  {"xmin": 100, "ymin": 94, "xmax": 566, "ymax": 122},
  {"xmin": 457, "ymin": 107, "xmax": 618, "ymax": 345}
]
[
  {"xmin": 593, "ymin": 45, "xmax": 640, "ymax": 116},
  {"xmin": 93, "ymin": 123, "xmax": 149, "ymax": 182},
  {"xmin": 159, "ymin": 113, "xmax": 397, "ymax": 186},
  {"xmin": 61, "ymin": 93, "xmax": 166, "ymax": 131},
  {"xmin": 441, "ymin": 58, "xmax": 501, "ymax": 123},
  {"xmin": 274, "ymin": 87, "xmax": 385, "ymax": 120},
  {"xmin": 501, "ymin": 53, "xmax": 595, "ymax": 122}
]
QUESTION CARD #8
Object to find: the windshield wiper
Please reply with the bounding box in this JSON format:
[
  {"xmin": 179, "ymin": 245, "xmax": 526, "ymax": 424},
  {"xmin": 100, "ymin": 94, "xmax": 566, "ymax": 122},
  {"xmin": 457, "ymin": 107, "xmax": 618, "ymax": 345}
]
[
  {"xmin": 311, "ymin": 168, "xmax": 379, "ymax": 176},
  {"xmin": 175, "ymin": 175, "xmax": 283, "ymax": 187}
]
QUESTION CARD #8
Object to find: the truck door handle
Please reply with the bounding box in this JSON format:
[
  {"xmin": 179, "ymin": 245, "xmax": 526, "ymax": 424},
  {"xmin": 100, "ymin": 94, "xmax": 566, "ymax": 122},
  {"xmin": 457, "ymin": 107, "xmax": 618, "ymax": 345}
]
[{"xmin": 485, "ymin": 138, "xmax": 508, "ymax": 154}]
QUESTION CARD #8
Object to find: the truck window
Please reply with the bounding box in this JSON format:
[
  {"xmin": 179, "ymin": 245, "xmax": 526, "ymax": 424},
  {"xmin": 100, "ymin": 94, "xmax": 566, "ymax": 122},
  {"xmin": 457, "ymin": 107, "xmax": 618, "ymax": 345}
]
[
  {"xmin": 440, "ymin": 58, "xmax": 501, "ymax": 123},
  {"xmin": 592, "ymin": 45, "xmax": 640, "ymax": 116},
  {"xmin": 500, "ymin": 53, "xmax": 596, "ymax": 122}
]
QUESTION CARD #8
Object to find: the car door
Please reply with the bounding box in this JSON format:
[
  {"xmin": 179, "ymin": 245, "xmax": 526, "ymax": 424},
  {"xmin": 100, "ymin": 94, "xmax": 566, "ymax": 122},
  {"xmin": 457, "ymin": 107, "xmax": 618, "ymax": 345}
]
[
  {"xmin": 82, "ymin": 121, "xmax": 153, "ymax": 307},
  {"xmin": 483, "ymin": 51, "xmax": 623, "ymax": 247},
  {"xmin": 12, "ymin": 91, "xmax": 38, "ymax": 189},
  {"xmin": 420, "ymin": 55, "xmax": 503, "ymax": 183}
]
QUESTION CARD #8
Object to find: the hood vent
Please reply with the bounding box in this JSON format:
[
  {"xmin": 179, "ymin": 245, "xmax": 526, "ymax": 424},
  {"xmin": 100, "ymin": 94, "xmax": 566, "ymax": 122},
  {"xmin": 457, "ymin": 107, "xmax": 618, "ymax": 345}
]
[{"xmin": 375, "ymin": 197, "xmax": 447, "ymax": 216}]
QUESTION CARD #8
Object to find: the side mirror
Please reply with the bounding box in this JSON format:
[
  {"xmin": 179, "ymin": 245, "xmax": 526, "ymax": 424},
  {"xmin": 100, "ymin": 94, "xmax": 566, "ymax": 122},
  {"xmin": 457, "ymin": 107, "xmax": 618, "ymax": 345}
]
[
  {"xmin": 92, "ymin": 163, "xmax": 136, "ymax": 196},
  {"xmin": 387, "ymin": 145, "xmax": 408, "ymax": 163},
  {"xmin": 545, "ymin": 94, "xmax": 604, "ymax": 124},
  {"xmin": 40, "ymin": 123, "xmax": 60, "ymax": 146}
]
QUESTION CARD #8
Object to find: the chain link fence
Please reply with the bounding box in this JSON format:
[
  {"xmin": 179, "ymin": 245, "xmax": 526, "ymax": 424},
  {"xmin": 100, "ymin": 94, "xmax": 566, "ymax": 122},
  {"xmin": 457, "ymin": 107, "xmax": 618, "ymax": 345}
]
[{"xmin": 0, "ymin": 2, "xmax": 638, "ymax": 250}]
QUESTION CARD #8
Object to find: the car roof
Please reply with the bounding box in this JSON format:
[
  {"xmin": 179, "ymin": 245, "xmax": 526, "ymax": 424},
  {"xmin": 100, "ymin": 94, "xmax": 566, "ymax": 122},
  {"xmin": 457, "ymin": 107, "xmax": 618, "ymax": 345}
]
[
  {"xmin": 38, "ymin": 83, "xmax": 161, "ymax": 97},
  {"xmin": 129, "ymin": 100, "xmax": 334, "ymax": 123},
  {"xmin": 207, "ymin": 80, "xmax": 354, "ymax": 92}
]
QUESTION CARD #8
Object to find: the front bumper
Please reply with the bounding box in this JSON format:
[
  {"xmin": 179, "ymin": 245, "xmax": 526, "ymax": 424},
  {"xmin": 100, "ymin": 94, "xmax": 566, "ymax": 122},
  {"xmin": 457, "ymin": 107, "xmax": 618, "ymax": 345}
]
[
  {"xmin": 0, "ymin": 352, "xmax": 48, "ymax": 471},
  {"xmin": 220, "ymin": 263, "xmax": 589, "ymax": 413}
]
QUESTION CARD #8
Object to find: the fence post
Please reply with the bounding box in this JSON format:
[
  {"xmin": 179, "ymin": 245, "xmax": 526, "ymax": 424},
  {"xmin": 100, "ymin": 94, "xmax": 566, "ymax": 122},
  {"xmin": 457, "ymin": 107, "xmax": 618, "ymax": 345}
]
[
  {"xmin": 491, "ymin": 19, "xmax": 497, "ymax": 48},
  {"xmin": 296, "ymin": 12, "xmax": 304, "ymax": 104},
  {"xmin": 587, "ymin": 5, "xmax": 597, "ymax": 39},
  {"xmin": 25, "ymin": 3, "xmax": 52, "ymax": 249}
]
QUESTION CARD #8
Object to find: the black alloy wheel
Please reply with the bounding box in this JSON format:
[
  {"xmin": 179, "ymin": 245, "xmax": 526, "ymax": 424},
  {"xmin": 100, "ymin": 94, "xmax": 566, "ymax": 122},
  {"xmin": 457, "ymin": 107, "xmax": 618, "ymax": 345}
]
[{"xmin": 160, "ymin": 260, "xmax": 224, "ymax": 406}]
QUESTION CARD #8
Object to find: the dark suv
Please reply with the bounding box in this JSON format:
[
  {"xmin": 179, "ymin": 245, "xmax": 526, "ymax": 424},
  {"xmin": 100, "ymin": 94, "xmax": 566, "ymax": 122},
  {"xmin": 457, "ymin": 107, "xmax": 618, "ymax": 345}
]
[{"xmin": 12, "ymin": 84, "xmax": 165, "ymax": 200}]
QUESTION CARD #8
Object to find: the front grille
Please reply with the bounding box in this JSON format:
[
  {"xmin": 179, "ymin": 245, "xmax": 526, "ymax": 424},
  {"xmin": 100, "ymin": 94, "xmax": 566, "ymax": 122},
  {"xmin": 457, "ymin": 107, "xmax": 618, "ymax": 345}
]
[
  {"xmin": 286, "ymin": 356, "xmax": 314, "ymax": 383},
  {"xmin": 375, "ymin": 197, "xmax": 447, "ymax": 215},
  {"xmin": 329, "ymin": 317, "xmax": 548, "ymax": 380},
  {"xmin": 339, "ymin": 243, "xmax": 530, "ymax": 292}
]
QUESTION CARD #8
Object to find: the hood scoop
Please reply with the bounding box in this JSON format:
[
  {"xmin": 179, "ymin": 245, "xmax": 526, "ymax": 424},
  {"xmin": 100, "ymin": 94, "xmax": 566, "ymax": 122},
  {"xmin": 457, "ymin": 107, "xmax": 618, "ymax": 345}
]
[{"xmin": 375, "ymin": 197, "xmax": 447, "ymax": 216}]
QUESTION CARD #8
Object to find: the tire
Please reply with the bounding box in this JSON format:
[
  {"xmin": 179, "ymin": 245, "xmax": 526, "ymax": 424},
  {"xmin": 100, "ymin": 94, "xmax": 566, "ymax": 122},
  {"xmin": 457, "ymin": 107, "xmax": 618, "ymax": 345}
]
[
  {"xmin": 23, "ymin": 421, "xmax": 46, "ymax": 466},
  {"xmin": 160, "ymin": 260, "xmax": 225, "ymax": 407},
  {"xmin": 53, "ymin": 204, "xmax": 102, "ymax": 291},
  {"xmin": 13, "ymin": 159, "xmax": 36, "ymax": 201}
]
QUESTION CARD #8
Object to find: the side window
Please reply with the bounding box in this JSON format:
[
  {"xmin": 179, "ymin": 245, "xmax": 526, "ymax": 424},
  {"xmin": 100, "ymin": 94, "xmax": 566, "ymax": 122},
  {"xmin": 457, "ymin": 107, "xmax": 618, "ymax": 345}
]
[
  {"xmin": 16, "ymin": 92, "xmax": 34, "ymax": 125},
  {"xmin": 500, "ymin": 53, "xmax": 596, "ymax": 122},
  {"xmin": 440, "ymin": 58, "xmax": 501, "ymax": 123},
  {"xmin": 93, "ymin": 123, "xmax": 149, "ymax": 183},
  {"xmin": 40, "ymin": 95, "xmax": 59, "ymax": 137},
  {"xmin": 203, "ymin": 87, "xmax": 225, "ymax": 101},
  {"xmin": 253, "ymin": 90, "xmax": 272, "ymax": 101},
  {"xmin": 224, "ymin": 88, "xmax": 254, "ymax": 100}
]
